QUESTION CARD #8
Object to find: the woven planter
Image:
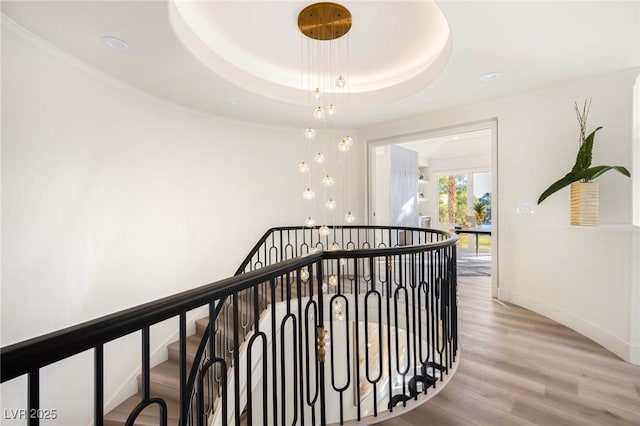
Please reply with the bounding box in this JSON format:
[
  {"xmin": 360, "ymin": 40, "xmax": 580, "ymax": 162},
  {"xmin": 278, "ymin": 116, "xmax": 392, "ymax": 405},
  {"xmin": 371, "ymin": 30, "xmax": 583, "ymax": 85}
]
[{"xmin": 570, "ymin": 182, "xmax": 599, "ymax": 226}]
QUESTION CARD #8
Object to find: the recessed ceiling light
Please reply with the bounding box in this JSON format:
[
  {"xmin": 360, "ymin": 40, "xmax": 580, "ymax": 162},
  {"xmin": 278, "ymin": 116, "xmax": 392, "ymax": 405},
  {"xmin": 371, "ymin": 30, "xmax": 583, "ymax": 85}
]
[
  {"xmin": 101, "ymin": 36, "xmax": 130, "ymax": 52},
  {"xmin": 480, "ymin": 72, "xmax": 501, "ymax": 82},
  {"xmin": 229, "ymin": 99, "xmax": 243, "ymax": 106}
]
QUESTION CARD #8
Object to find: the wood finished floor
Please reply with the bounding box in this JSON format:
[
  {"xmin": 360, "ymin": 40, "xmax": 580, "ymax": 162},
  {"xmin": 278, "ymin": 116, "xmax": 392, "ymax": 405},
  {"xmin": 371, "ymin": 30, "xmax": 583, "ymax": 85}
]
[{"xmin": 376, "ymin": 276, "xmax": 640, "ymax": 426}]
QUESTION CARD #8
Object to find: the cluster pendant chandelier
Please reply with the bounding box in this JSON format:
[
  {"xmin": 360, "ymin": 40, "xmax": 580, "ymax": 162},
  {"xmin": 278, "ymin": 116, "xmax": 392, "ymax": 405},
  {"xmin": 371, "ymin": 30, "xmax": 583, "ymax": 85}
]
[{"xmin": 298, "ymin": 2, "xmax": 356, "ymax": 229}]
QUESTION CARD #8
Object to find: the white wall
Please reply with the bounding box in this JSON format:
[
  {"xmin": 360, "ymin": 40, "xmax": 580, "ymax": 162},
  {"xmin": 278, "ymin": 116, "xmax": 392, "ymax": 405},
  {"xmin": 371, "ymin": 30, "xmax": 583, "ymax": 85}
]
[
  {"xmin": 361, "ymin": 70, "xmax": 640, "ymax": 364},
  {"xmin": 429, "ymin": 154, "xmax": 491, "ymax": 176},
  {"xmin": 508, "ymin": 224, "xmax": 640, "ymax": 364},
  {"xmin": 633, "ymin": 75, "xmax": 640, "ymax": 226},
  {"xmin": 0, "ymin": 21, "xmax": 363, "ymax": 424}
]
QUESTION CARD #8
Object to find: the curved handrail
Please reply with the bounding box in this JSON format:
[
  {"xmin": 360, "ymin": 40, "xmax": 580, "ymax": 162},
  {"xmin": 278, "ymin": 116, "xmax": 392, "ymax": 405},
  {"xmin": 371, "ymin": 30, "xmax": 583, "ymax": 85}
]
[
  {"xmin": 235, "ymin": 226, "xmax": 457, "ymax": 273},
  {"xmin": 0, "ymin": 225, "xmax": 458, "ymax": 426},
  {"xmin": 184, "ymin": 225, "xmax": 458, "ymax": 425},
  {"xmin": 0, "ymin": 253, "xmax": 322, "ymax": 382}
]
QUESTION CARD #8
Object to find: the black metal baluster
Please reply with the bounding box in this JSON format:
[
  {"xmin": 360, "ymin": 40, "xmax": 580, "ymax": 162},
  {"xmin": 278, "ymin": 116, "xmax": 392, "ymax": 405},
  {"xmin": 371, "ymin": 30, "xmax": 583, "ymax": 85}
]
[
  {"xmin": 231, "ymin": 292, "xmax": 241, "ymax": 426},
  {"xmin": 270, "ymin": 278, "xmax": 279, "ymax": 425},
  {"xmin": 317, "ymin": 261, "xmax": 327, "ymax": 426},
  {"xmin": 364, "ymin": 273, "xmax": 382, "ymax": 417},
  {"xmin": 430, "ymin": 250, "xmax": 437, "ymax": 388},
  {"xmin": 95, "ymin": 345, "xmax": 104, "ymax": 426},
  {"xmin": 393, "ymin": 285, "xmax": 410, "ymax": 407},
  {"xmin": 297, "ymin": 270, "xmax": 306, "ymax": 426},
  {"xmin": 410, "ymin": 254, "xmax": 418, "ymax": 399},
  {"xmin": 310, "ymin": 227, "xmax": 315, "ymax": 255},
  {"xmin": 305, "ymin": 263, "xmax": 319, "ymax": 426},
  {"xmin": 353, "ymin": 258, "xmax": 361, "ymax": 421},
  {"xmin": 281, "ymin": 274, "xmax": 289, "ymax": 425},
  {"xmin": 246, "ymin": 290, "xmax": 255, "ymax": 426},
  {"xmin": 435, "ymin": 251, "xmax": 443, "ymax": 382},
  {"xmin": 280, "ymin": 313, "xmax": 298, "ymax": 426},
  {"xmin": 385, "ymin": 256, "xmax": 393, "ymax": 412},
  {"xmin": 207, "ymin": 303, "xmax": 216, "ymax": 426},
  {"xmin": 452, "ymin": 245, "xmax": 458, "ymax": 360},
  {"xmin": 247, "ymin": 285, "xmax": 267, "ymax": 426},
  {"xmin": 142, "ymin": 326, "xmax": 150, "ymax": 401},
  {"xmin": 447, "ymin": 247, "xmax": 454, "ymax": 368},
  {"xmin": 418, "ymin": 252, "xmax": 427, "ymax": 369},
  {"xmin": 329, "ymin": 293, "xmax": 350, "ymax": 425},
  {"xmin": 198, "ymin": 357, "xmax": 226, "ymax": 426},
  {"xmin": 180, "ymin": 314, "xmax": 187, "ymax": 426},
  {"xmin": 28, "ymin": 369, "xmax": 39, "ymax": 426}
]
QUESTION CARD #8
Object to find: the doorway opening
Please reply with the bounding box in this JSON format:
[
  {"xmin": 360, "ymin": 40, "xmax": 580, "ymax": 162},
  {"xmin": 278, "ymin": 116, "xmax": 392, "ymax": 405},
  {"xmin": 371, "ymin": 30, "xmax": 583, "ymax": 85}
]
[{"xmin": 367, "ymin": 120, "xmax": 499, "ymax": 297}]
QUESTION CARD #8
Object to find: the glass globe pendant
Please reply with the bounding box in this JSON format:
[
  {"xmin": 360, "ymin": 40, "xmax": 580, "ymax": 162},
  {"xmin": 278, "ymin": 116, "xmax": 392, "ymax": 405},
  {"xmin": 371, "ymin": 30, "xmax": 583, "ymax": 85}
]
[
  {"xmin": 322, "ymin": 175, "xmax": 334, "ymax": 186},
  {"xmin": 314, "ymin": 152, "xmax": 325, "ymax": 164},
  {"xmin": 344, "ymin": 211, "xmax": 356, "ymax": 223},
  {"xmin": 304, "ymin": 127, "xmax": 315, "ymax": 139},
  {"xmin": 326, "ymin": 198, "xmax": 336, "ymax": 210},
  {"xmin": 305, "ymin": 216, "xmax": 316, "ymax": 227},
  {"xmin": 343, "ymin": 135, "xmax": 353, "ymax": 147},
  {"xmin": 314, "ymin": 106, "xmax": 325, "ymax": 120},
  {"xmin": 319, "ymin": 225, "xmax": 330, "ymax": 237},
  {"xmin": 298, "ymin": 161, "xmax": 309, "ymax": 173},
  {"xmin": 314, "ymin": 87, "xmax": 321, "ymax": 99},
  {"xmin": 328, "ymin": 275, "xmax": 338, "ymax": 287},
  {"xmin": 328, "ymin": 104, "xmax": 336, "ymax": 116},
  {"xmin": 338, "ymin": 140, "xmax": 350, "ymax": 152},
  {"xmin": 333, "ymin": 299, "xmax": 345, "ymax": 322},
  {"xmin": 302, "ymin": 188, "xmax": 316, "ymax": 200},
  {"xmin": 300, "ymin": 267, "xmax": 310, "ymax": 282},
  {"xmin": 335, "ymin": 75, "xmax": 346, "ymax": 88},
  {"xmin": 329, "ymin": 242, "xmax": 340, "ymax": 251}
]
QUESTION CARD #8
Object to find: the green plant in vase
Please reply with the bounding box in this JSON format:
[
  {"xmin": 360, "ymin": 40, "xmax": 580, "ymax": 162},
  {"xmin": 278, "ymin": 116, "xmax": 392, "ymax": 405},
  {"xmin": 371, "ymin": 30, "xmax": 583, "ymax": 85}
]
[
  {"xmin": 538, "ymin": 100, "xmax": 630, "ymax": 203},
  {"xmin": 537, "ymin": 100, "xmax": 630, "ymax": 225}
]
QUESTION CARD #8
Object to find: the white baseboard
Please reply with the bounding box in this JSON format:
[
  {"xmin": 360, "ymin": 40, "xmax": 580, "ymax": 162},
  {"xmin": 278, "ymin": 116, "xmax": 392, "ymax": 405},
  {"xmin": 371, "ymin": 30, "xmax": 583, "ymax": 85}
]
[{"xmin": 499, "ymin": 289, "xmax": 639, "ymax": 365}]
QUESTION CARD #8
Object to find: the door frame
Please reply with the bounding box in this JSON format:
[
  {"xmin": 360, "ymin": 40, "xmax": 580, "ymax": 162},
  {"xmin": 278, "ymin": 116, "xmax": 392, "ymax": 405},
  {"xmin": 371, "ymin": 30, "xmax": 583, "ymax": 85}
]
[{"xmin": 365, "ymin": 119, "xmax": 500, "ymax": 298}]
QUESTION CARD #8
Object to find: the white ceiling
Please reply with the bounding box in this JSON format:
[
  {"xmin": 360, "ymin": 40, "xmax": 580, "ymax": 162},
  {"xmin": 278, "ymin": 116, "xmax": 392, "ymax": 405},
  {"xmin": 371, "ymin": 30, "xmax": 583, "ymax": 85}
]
[
  {"xmin": 169, "ymin": 1, "xmax": 451, "ymax": 106},
  {"xmin": 2, "ymin": 1, "xmax": 639, "ymax": 128}
]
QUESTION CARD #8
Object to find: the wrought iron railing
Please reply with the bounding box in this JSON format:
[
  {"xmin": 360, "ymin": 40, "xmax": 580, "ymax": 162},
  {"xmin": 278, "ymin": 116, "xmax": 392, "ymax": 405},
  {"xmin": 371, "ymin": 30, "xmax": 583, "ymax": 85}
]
[{"xmin": 0, "ymin": 226, "xmax": 458, "ymax": 426}]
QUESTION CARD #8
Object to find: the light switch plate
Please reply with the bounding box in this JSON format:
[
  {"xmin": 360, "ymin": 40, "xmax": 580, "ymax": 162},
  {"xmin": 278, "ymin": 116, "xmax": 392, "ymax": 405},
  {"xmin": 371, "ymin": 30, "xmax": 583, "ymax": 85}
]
[{"xmin": 516, "ymin": 203, "xmax": 534, "ymax": 214}]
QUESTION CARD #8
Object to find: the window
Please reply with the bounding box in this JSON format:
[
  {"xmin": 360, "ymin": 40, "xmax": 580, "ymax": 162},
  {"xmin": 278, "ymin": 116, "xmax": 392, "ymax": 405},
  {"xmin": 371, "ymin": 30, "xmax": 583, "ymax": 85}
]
[
  {"xmin": 437, "ymin": 172, "xmax": 491, "ymax": 225},
  {"xmin": 438, "ymin": 174, "xmax": 467, "ymax": 225}
]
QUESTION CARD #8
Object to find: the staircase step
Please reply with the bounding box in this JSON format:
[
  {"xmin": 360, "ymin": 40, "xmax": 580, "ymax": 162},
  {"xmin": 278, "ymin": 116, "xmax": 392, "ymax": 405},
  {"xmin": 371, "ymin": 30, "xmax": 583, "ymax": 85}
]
[
  {"xmin": 166, "ymin": 333, "xmax": 235, "ymax": 364},
  {"xmin": 195, "ymin": 317, "xmax": 210, "ymax": 337},
  {"xmin": 103, "ymin": 393, "xmax": 180, "ymax": 426},
  {"xmin": 136, "ymin": 360, "xmax": 182, "ymax": 403},
  {"xmin": 105, "ymin": 273, "xmax": 304, "ymax": 425},
  {"xmin": 167, "ymin": 335, "xmax": 203, "ymax": 366}
]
